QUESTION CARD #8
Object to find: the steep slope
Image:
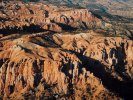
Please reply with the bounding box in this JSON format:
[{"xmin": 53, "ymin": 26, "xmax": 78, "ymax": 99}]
[
  {"xmin": 0, "ymin": 1, "xmax": 133, "ymax": 39},
  {"xmin": 0, "ymin": 1, "xmax": 103, "ymax": 34},
  {"xmin": 41, "ymin": 0, "xmax": 133, "ymax": 39},
  {"xmin": 0, "ymin": 1, "xmax": 133, "ymax": 100},
  {"xmin": 0, "ymin": 31, "xmax": 133, "ymax": 99},
  {"xmin": 43, "ymin": 0, "xmax": 133, "ymax": 18}
]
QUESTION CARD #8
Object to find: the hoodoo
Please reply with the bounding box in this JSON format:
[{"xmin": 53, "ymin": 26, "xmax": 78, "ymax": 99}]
[{"xmin": 0, "ymin": 1, "xmax": 133, "ymax": 100}]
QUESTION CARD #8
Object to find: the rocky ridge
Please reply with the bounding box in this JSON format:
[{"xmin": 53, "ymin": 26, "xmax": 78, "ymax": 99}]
[
  {"xmin": 43, "ymin": 0, "xmax": 133, "ymax": 18},
  {"xmin": 0, "ymin": 2, "xmax": 103, "ymax": 33},
  {"xmin": 0, "ymin": 1, "xmax": 133, "ymax": 100},
  {"xmin": 0, "ymin": 31, "xmax": 132, "ymax": 99}
]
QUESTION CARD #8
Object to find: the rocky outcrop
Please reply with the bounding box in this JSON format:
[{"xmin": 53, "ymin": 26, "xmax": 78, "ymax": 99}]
[
  {"xmin": 0, "ymin": 1, "xmax": 102, "ymax": 33},
  {"xmin": 54, "ymin": 32, "xmax": 133, "ymax": 80},
  {"xmin": 0, "ymin": 1, "xmax": 133, "ymax": 100},
  {"xmin": 0, "ymin": 31, "xmax": 132, "ymax": 99}
]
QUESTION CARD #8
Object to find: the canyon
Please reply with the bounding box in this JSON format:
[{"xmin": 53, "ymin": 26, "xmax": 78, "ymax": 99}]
[{"xmin": 0, "ymin": 1, "xmax": 133, "ymax": 100}]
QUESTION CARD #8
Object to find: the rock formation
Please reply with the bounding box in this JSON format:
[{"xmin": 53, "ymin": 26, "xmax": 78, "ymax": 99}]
[
  {"xmin": 0, "ymin": 1, "xmax": 103, "ymax": 33},
  {"xmin": 0, "ymin": 30, "xmax": 132, "ymax": 99},
  {"xmin": 0, "ymin": 1, "xmax": 133, "ymax": 100}
]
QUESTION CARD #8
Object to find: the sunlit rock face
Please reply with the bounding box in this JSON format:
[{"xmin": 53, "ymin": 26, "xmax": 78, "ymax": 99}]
[
  {"xmin": 0, "ymin": 31, "xmax": 132, "ymax": 99},
  {"xmin": 0, "ymin": 1, "xmax": 102, "ymax": 33},
  {"xmin": 0, "ymin": 1, "xmax": 133, "ymax": 100}
]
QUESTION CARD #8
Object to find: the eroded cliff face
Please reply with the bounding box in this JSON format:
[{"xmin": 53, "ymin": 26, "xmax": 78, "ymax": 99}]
[
  {"xmin": 0, "ymin": 31, "xmax": 132, "ymax": 99},
  {"xmin": 0, "ymin": 1, "xmax": 103, "ymax": 33},
  {"xmin": 0, "ymin": 1, "xmax": 133, "ymax": 100}
]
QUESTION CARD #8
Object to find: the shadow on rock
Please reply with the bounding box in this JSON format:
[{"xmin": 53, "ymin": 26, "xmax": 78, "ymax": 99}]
[{"xmin": 63, "ymin": 49, "xmax": 133, "ymax": 100}]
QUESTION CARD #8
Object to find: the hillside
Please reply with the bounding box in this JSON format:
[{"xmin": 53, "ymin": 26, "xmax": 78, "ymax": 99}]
[
  {"xmin": 0, "ymin": 1, "xmax": 133, "ymax": 100},
  {"xmin": 43, "ymin": 0, "xmax": 133, "ymax": 18}
]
